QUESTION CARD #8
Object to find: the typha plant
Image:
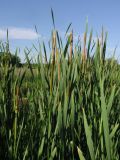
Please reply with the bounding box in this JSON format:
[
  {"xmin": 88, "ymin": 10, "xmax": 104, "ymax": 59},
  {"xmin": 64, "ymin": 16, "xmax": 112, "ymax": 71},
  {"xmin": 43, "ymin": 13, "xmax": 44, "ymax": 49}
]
[{"xmin": 0, "ymin": 11, "xmax": 120, "ymax": 160}]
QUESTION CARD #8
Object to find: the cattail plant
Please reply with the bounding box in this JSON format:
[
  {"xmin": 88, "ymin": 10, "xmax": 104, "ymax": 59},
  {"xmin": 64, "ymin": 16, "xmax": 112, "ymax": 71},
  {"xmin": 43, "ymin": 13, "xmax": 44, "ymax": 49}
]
[{"xmin": 0, "ymin": 20, "xmax": 120, "ymax": 160}]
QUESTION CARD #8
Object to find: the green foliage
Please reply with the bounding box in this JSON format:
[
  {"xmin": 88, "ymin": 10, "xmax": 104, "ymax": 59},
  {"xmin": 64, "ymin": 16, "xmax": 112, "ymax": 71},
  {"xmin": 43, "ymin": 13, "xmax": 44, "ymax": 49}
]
[
  {"xmin": 0, "ymin": 52, "xmax": 21, "ymax": 67},
  {"xmin": 0, "ymin": 26, "xmax": 120, "ymax": 160}
]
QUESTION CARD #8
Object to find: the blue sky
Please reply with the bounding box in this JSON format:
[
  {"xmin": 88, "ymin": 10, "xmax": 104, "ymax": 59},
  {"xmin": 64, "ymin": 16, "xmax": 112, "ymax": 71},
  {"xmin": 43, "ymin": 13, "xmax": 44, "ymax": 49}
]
[{"xmin": 0, "ymin": 0, "xmax": 120, "ymax": 61}]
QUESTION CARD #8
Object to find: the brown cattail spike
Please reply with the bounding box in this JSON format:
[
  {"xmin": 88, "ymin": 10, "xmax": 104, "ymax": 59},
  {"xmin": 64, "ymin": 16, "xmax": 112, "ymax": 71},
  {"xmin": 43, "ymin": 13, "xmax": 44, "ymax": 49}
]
[
  {"xmin": 56, "ymin": 48, "xmax": 60, "ymax": 81},
  {"xmin": 50, "ymin": 30, "xmax": 56, "ymax": 95},
  {"xmin": 100, "ymin": 27, "xmax": 104, "ymax": 60},
  {"xmin": 82, "ymin": 32, "xmax": 87, "ymax": 62},
  {"xmin": 52, "ymin": 30, "xmax": 56, "ymax": 65},
  {"xmin": 70, "ymin": 30, "xmax": 73, "ymax": 63}
]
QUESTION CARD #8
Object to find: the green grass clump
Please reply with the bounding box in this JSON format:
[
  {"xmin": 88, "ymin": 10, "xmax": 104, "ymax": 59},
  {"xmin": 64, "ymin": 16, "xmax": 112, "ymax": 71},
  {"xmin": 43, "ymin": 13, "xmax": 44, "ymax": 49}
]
[{"xmin": 0, "ymin": 23, "xmax": 120, "ymax": 160}]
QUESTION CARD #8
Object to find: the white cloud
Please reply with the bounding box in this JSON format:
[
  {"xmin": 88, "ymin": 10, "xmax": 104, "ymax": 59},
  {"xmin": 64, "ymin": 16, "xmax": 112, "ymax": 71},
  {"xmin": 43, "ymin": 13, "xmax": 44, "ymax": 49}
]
[{"xmin": 0, "ymin": 27, "xmax": 40, "ymax": 40}]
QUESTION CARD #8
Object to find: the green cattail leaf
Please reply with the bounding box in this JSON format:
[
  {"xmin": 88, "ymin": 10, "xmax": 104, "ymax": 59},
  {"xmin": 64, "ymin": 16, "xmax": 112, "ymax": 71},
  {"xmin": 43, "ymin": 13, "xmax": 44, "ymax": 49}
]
[
  {"xmin": 63, "ymin": 36, "xmax": 70, "ymax": 57},
  {"xmin": 110, "ymin": 124, "xmax": 119, "ymax": 139},
  {"xmin": 107, "ymin": 85, "xmax": 116, "ymax": 116},
  {"xmin": 38, "ymin": 99, "xmax": 43, "ymax": 120},
  {"xmin": 55, "ymin": 103, "xmax": 62, "ymax": 134},
  {"xmin": 48, "ymin": 112, "xmax": 52, "ymax": 139},
  {"xmin": 51, "ymin": 8, "xmax": 55, "ymax": 29},
  {"xmin": 19, "ymin": 70, "xmax": 26, "ymax": 87},
  {"xmin": 100, "ymin": 78, "xmax": 111, "ymax": 160},
  {"xmin": 50, "ymin": 147, "xmax": 57, "ymax": 160},
  {"xmin": 56, "ymin": 31, "xmax": 61, "ymax": 51},
  {"xmin": 77, "ymin": 146, "xmax": 86, "ymax": 160},
  {"xmin": 63, "ymin": 90, "xmax": 68, "ymax": 127},
  {"xmin": 87, "ymin": 29, "xmax": 93, "ymax": 58},
  {"xmin": 43, "ymin": 42, "xmax": 47, "ymax": 63},
  {"xmin": 38, "ymin": 127, "xmax": 46, "ymax": 158},
  {"xmin": 65, "ymin": 23, "xmax": 72, "ymax": 37},
  {"xmin": 83, "ymin": 108, "xmax": 95, "ymax": 160},
  {"xmin": 102, "ymin": 32, "xmax": 108, "ymax": 61},
  {"xmin": 71, "ymin": 91, "xmax": 75, "ymax": 128},
  {"xmin": 23, "ymin": 145, "xmax": 28, "ymax": 160},
  {"xmin": 16, "ymin": 118, "xmax": 24, "ymax": 156},
  {"xmin": 38, "ymin": 137, "xmax": 45, "ymax": 157},
  {"xmin": 53, "ymin": 88, "xmax": 59, "ymax": 115},
  {"xmin": 25, "ymin": 50, "xmax": 34, "ymax": 78},
  {"xmin": 94, "ymin": 38, "xmax": 100, "ymax": 65}
]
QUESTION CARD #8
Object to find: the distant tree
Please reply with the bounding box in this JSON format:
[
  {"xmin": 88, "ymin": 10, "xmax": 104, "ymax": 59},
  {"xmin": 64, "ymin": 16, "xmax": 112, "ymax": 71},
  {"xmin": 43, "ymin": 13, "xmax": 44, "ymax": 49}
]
[
  {"xmin": 0, "ymin": 52, "xmax": 21, "ymax": 67},
  {"xmin": 11, "ymin": 54, "xmax": 21, "ymax": 67}
]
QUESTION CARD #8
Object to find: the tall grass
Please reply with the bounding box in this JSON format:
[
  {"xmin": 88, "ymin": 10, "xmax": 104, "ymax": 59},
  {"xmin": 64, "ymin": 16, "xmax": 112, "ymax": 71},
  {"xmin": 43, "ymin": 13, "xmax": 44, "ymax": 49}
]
[{"xmin": 0, "ymin": 21, "xmax": 120, "ymax": 159}]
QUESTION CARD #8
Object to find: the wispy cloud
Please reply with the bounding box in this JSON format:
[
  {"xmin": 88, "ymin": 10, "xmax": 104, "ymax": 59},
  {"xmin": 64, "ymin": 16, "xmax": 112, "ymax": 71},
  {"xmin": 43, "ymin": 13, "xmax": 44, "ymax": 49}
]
[{"xmin": 0, "ymin": 27, "xmax": 40, "ymax": 40}]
